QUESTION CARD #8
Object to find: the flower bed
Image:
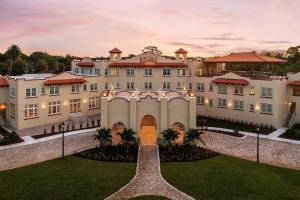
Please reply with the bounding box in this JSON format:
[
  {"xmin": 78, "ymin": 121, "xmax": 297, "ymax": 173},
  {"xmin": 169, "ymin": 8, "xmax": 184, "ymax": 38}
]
[
  {"xmin": 280, "ymin": 125, "xmax": 300, "ymax": 140},
  {"xmin": 197, "ymin": 116, "xmax": 275, "ymax": 135},
  {"xmin": 75, "ymin": 145, "xmax": 138, "ymax": 162},
  {"xmin": 159, "ymin": 145, "xmax": 219, "ymax": 162},
  {"xmin": 0, "ymin": 129, "xmax": 23, "ymax": 146}
]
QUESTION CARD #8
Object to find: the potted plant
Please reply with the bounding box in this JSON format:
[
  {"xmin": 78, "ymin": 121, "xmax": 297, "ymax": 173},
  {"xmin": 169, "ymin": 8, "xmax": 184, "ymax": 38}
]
[{"xmin": 161, "ymin": 128, "xmax": 179, "ymax": 146}]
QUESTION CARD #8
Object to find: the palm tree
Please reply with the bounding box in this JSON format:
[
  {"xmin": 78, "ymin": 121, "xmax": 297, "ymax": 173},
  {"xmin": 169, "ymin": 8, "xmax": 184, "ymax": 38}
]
[
  {"xmin": 117, "ymin": 128, "xmax": 137, "ymax": 147},
  {"xmin": 161, "ymin": 128, "xmax": 179, "ymax": 145},
  {"xmin": 93, "ymin": 128, "xmax": 112, "ymax": 147},
  {"xmin": 5, "ymin": 44, "xmax": 21, "ymax": 75},
  {"xmin": 184, "ymin": 128, "xmax": 205, "ymax": 146}
]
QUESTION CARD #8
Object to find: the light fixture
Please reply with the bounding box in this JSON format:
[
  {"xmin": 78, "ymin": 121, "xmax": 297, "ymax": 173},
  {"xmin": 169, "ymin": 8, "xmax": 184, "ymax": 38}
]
[
  {"xmin": 41, "ymin": 104, "xmax": 46, "ymax": 109},
  {"xmin": 103, "ymin": 93, "xmax": 107, "ymax": 97},
  {"xmin": 64, "ymin": 101, "xmax": 68, "ymax": 106},
  {"xmin": 255, "ymin": 105, "xmax": 260, "ymax": 110},
  {"xmin": 131, "ymin": 93, "xmax": 136, "ymax": 98},
  {"xmin": 83, "ymin": 99, "xmax": 87, "ymax": 103},
  {"xmin": 228, "ymin": 102, "xmax": 232, "ymax": 107}
]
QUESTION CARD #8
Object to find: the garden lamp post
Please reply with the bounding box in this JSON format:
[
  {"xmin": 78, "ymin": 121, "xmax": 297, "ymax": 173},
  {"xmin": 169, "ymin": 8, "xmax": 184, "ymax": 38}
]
[
  {"xmin": 58, "ymin": 122, "xmax": 65, "ymax": 159},
  {"xmin": 256, "ymin": 125, "xmax": 260, "ymax": 164}
]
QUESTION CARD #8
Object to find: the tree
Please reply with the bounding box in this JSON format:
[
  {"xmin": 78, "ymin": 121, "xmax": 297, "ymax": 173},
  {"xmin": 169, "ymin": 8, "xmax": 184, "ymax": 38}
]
[
  {"xmin": 11, "ymin": 60, "xmax": 26, "ymax": 75},
  {"xmin": 0, "ymin": 63, "xmax": 9, "ymax": 75},
  {"xmin": 184, "ymin": 128, "xmax": 205, "ymax": 145},
  {"xmin": 142, "ymin": 46, "xmax": 162, "ymax": 55},
  {"xmin": 34, "ymin": 59, "xmax": 48, "ymax": 73},
  {"xmin": 93, "ymin": 128, "xmax": 112, "ymax": 147},
  {"xmin": 5, "ymin": 44, "xmax": 21, "ymax": 74},
  {"xmin": 48, "ymin": 57, "xmax": 59, "ymax": 72},
  {"xmin": 117, "ymin": 128, "xmax": 137, "ymax": 147},
  {"xmin": 161, "ymin": 128, "xmax": 179, "ymax": 145}
]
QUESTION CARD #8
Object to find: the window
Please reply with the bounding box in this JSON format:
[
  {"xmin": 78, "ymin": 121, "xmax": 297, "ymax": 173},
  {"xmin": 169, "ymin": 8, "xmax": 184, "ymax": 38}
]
[
  {"xmin": 50, "ymin": 86, "xmax": 59, "ymax": 95},
  {"xmin": 261, "ymin": 87, "xmax": 272, "ymax": 98},
  {"xmin": 25, "ymin": 88, "xmax": 37, "ymax": 97},
  {"xmin": 71, "ymin": 84, "xmax": 80, "ymax": 93},
  {"xmin": 75, "ymin": 68, "xmax": 79, "ymax": 74},
  {"xmin": 81, "ymin": 68, "xmax": 84, "ymax": 74},
  {"xmin": 104, "ymin": 82, "xmax": 109, "ymax": 90},
  {"xmin": 250, "ymin": 86, "xmax": 255, "ymax": 95},
  {"xmin": 144, "ymin": 82, "xmax": 152, "ymax": 90},
  {"xmin": 24, "ymin": 104, "xmax": 38, "ymax": 119},
  {"xmin": 234, "ymin": 86, "xmax": 244, "ymax": 95},
  {"xmin": 95, "ymin": 68, "xmax": 100, "ymax": 75},
  {"xmin": 83, "ymin": 84, "xmax": 87, "ymax": 91},
  {"xmin": 218, "ymin": 85, "xmax": 227, "ymax": 94},
  {"xmin": 111, "ymin": 82, "xmax": 120, "ymax": 89},
  {"xmin": 162, "ymin": 68, "xmax": 171, "ymax": 76},
  {"xmin": 144, "ymin": 68, "xmax": 152, "ymax": 76},
  {"xmin": 10, "ymin": 103, "xmax": 15, "ymax": 118},
  {"xmin": 126, "ymin": 82, "xmax": 134, "ymax": 90},
  {"xmin": 218, "ymin": 98, "xmax": 227, "ymax": 108},
  {"xmin": 250, "ymin": 104, "xmax": 255, "ymax": 112},
  {"xmin": 233, "ymin": 100, "xmax": 244, "ymax": 110},
  {"xmin": 89, "ymin": 96, "xmax": 100, "ymax": 109},
  {"xmin": 104, "ymin": 68, "xmax": 109, "ymax": 76},
  {"xmin": 163, "ymin": 82, "xmax": 171, "ymax": 90},
  {"xmin": 41, "ymin": 87, "xmax": 45, "ymax": 95},
  {"xmin": 209, "ymin": 84, "xmax": 213, "ymax": 91},
  {"xmin": 177, "ymin": 82, "xmax": 185, "ymax": 89},
  {"xmin": 10, "ymin": 87, "xmax": 15, "ymax": 97},
  {"xmin": 89, "ymin": 68, "xmax": 93, "ymax": 75},
  {"xmin": 188, "ymin": 83, "xmax": 193, "ymax": 90},
  {"xmin": 70, "ymin": 99, "xmax": 81, "ymax": 113},
  {"xmin": 177, "ymin": 68, "xmax": 186, "ymax": 76},
  {"xmin": 261, "ymin": 103, "xmax": 272, "ymax": 114},
  {"xmin": 90, "ymin": 83, "xmax": 98, "ymax": 91},
  {"xmin": 292, "ymin": 87, "xmax": 300, "ymax": 96},
  {"xmin": 197, "ymin": 96, "xmax": 204, "ymax": 105},
  {"xmin": 196, "ymin": 83, "xmax": 205, "ymax": 91},
  {"xmin": 48, "ymin": 101, "xmax": 61, "ymax": 115},
  {"xmin": 209, "ymin": 99, "xmax": 213, "ymax": 106},
  {"xmin": 110, "ymin": 69, "xmax": 119, "ymax": 77},
  {"xmin": 126, "ymin": 68, "xmax": 135, "ymax": 76}
]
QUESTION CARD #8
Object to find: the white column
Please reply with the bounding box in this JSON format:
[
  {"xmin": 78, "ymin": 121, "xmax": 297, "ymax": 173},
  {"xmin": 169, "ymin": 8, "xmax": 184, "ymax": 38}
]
[
  {"xmin": 101, "ymin": 97, "xmax": 109, "ymax": 128},
  {"xmin": 189, "ymin": 96, "xmax": 197, "ymax": 129},
  {"xmin": 129, "ymin": 97, "xmax": 137, "ymax": 133},
  {"xmin": 160, "ymin": 97, "xmax": 168, "ymax": 133}
]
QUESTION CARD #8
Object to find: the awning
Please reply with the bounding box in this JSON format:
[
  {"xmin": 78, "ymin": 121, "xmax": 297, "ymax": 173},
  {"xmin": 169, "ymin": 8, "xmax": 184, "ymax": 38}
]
[
  {"xmin": 44, "ymin": 78, "xmax": 87, "ymax": 85},
  {"xmin": 0, "ymin": 78, "xmax": 8, "ymax": 87},
  {"xmin": 288, "ymin": 81, "xmax": 300, "ymax": 86},
  {"xmin": 77, "ymin": 62, "xmax": 94, "ymax": 67},
  {"xmin": 212, "ymin": 78, "xmax": 249, "ymax": 86}
]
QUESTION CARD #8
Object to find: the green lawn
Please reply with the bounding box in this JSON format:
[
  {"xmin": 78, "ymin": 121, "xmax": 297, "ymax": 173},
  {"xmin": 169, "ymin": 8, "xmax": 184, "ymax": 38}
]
[
  {"xmin": 0, "ymin": 156, "xmax": 136, "ymax": 200},
  {"xmin": 161, "ymin": 155, "xmax": 300, "ymax": 200}
]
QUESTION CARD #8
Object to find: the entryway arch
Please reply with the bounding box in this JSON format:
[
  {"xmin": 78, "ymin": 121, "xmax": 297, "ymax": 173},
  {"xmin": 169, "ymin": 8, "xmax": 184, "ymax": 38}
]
[{"xmin": 140, "ymin": 115, "xmax": 157, "ymax": 145}]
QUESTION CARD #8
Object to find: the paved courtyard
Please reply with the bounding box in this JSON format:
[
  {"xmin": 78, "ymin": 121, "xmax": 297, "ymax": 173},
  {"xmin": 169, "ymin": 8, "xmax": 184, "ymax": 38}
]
[
  {"xmin": 105, "ymin": 145, "xmax": 194, "ymax": 200},
  {"xmin": 200, "ymin": 131, "xmax": 300, "ymax": 169}
]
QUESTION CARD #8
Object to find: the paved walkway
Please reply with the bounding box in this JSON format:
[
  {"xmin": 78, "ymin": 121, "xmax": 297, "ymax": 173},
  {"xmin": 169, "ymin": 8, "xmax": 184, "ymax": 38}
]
[
  {"xmin": 105, "ymin": 145, "xmax": 194, "ymax": 200},
  {"xmin": 200, "ymin": 131, "xmax": 300, "ymax": 169}
]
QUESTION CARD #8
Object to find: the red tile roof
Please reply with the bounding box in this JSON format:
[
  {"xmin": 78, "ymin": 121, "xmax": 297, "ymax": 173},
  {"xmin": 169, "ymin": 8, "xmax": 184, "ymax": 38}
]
[
  {"xmin": 109, "ymin": 62, "xmax": 187, "ymax": 68},
  {"xmin": 212, "ymin": 78, "xmax": 249, "ymax": 86},
  {"xmin": 205, "ymin": 52, "xmax": 287, "ymax": 63},
  {"xmin": 175, "ymin": 48, "xmax": 188, "ymax": 54},
  {"xmin": 109, "ymin": 48, "xmax": 122, "ymax": 53},
  {"xmin": 0, "ymin": 78, "xmax": 8, "ymax": 87},
  {"xmin": 77, "ymin": 62, "xmax": 94, "ymax": 67},
  {"xmin": 44, "ymin": 78, "xmax": 87, "ymax": 85},
  {"xmin": 288, "ymin": 81, "xmax": 300, "ymax": 86}
]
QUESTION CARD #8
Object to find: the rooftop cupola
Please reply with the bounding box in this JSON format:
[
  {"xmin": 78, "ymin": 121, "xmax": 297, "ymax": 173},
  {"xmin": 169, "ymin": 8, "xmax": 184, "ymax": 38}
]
[
  {"xmin": 175, "ymin": 48, "xmax": 188, "ymax": 61},
  {"xmin": 109, "ymin": 48, "xmax": 122, "ymax": 61}
]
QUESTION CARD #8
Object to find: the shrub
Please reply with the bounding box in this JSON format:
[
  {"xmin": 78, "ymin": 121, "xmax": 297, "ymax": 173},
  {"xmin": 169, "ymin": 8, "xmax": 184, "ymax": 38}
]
[
  {"xmin": 80, "ymin": 122, "xmax": 83, "ymax": 130},
  {"xmin": 75, "ymin": 145, "xmax": 138, "ymax": 162},
  {"xmin": 72, "ymin": 123, "xmax": 75, "ymax": 131},
  {"xmin": 0, "ymin": 131, "xmax": 23, "ymax": 146},
  {"xmin": 93, "ymin": 128, "xmax": 112, "ymax": 146},
  {"xmin": 43, "ymin": 128, "xmax": 47, "ymax": 135},
  {"xmin": 51, "ymin": 125, "xmax": 55, "ymax": 134},
  {"xmin": 281, "ymin": 128, "xmax": 300, "ymax": 140},
  {"xmin": 161, "ymin": 129, "xmax": 179, "ymax": 145},
  {"xmin": 159, "ymin": 145, "xmax": 219, "ymax": 162}
]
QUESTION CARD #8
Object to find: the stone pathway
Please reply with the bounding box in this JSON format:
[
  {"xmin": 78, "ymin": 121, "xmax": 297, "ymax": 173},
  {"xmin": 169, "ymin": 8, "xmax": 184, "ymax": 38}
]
[
  {"xmin": 200, "ymin": 131, "xmax": 300, "ymax": 169},
  {"xmin": 105, "ymin": 145, "xmax": 194, "ymax": 200}
]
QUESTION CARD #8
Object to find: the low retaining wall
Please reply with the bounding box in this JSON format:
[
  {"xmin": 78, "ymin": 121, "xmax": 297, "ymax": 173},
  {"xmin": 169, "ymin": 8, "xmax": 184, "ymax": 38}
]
[{"xmin": 0, "ymin": 130, "xmax": 98, "ymax": 171}]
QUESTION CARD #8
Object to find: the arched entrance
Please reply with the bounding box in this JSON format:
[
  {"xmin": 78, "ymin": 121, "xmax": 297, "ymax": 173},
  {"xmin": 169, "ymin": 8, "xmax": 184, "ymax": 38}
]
[
  {"xmin": 171, "ymin": 122, "xmax": 185, "ymax": 144},
  {"xmin": 112, "ymin": 122, "xmax": 126, "ymax": 144},
  {"xmin": 140, "ymin": 115, "xmax": 157, "ymax": 145}
]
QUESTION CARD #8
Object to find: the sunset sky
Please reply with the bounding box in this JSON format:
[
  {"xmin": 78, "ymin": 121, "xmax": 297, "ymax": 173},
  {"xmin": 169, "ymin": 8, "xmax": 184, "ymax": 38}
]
[{"xmin": 0, "ymin": 0, "xmax": 299, "ymax": 57}]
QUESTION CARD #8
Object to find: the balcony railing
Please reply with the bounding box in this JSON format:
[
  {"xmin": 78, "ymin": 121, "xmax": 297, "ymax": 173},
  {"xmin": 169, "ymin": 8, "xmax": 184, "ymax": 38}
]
[{"xmin": 197, "ymin": 70, "xmax": 287, "ymax": 80}]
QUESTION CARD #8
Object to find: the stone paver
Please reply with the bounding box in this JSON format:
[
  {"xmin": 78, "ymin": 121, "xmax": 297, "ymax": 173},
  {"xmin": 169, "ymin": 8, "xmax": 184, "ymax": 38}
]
[
  {"xmin": 200, "ymin": 131, "xmax": 300, "ymax": 169},
  {"xmin": 105, "ymin": 145, "xmax": 194, "ymax": 200}
]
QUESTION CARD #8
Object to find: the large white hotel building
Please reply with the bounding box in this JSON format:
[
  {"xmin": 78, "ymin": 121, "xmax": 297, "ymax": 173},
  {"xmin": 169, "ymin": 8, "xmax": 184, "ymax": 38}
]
[{"xmin": 0, "ymin": 47, "xmax": 299, "ymax": 139}]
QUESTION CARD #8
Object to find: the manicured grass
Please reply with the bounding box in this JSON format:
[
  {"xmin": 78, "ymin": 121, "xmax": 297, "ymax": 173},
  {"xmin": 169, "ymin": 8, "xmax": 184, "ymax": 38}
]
[
  {"xmin": 161, "ymin": 155, "xmax": 300, "ymax": 200},
  {"xmin": 130, "ymin": 196, "xmax": 170, "ymax": 200},
  {"xmin": 0, "ymin": 156, "xmax": 136, "ymax": 200}
]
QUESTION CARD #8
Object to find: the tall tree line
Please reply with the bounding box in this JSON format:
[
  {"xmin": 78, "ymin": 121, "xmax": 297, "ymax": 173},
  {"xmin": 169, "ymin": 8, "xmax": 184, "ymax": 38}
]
[{"xmin": 0, "ymin": 44, "xmax": 76, "ymax": 75}]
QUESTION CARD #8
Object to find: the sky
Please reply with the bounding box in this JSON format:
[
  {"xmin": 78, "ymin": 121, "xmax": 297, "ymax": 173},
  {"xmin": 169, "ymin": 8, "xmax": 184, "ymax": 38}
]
[{"xmin": 0, "ymin": 0, "xmax": 299, "ymax": 57}]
